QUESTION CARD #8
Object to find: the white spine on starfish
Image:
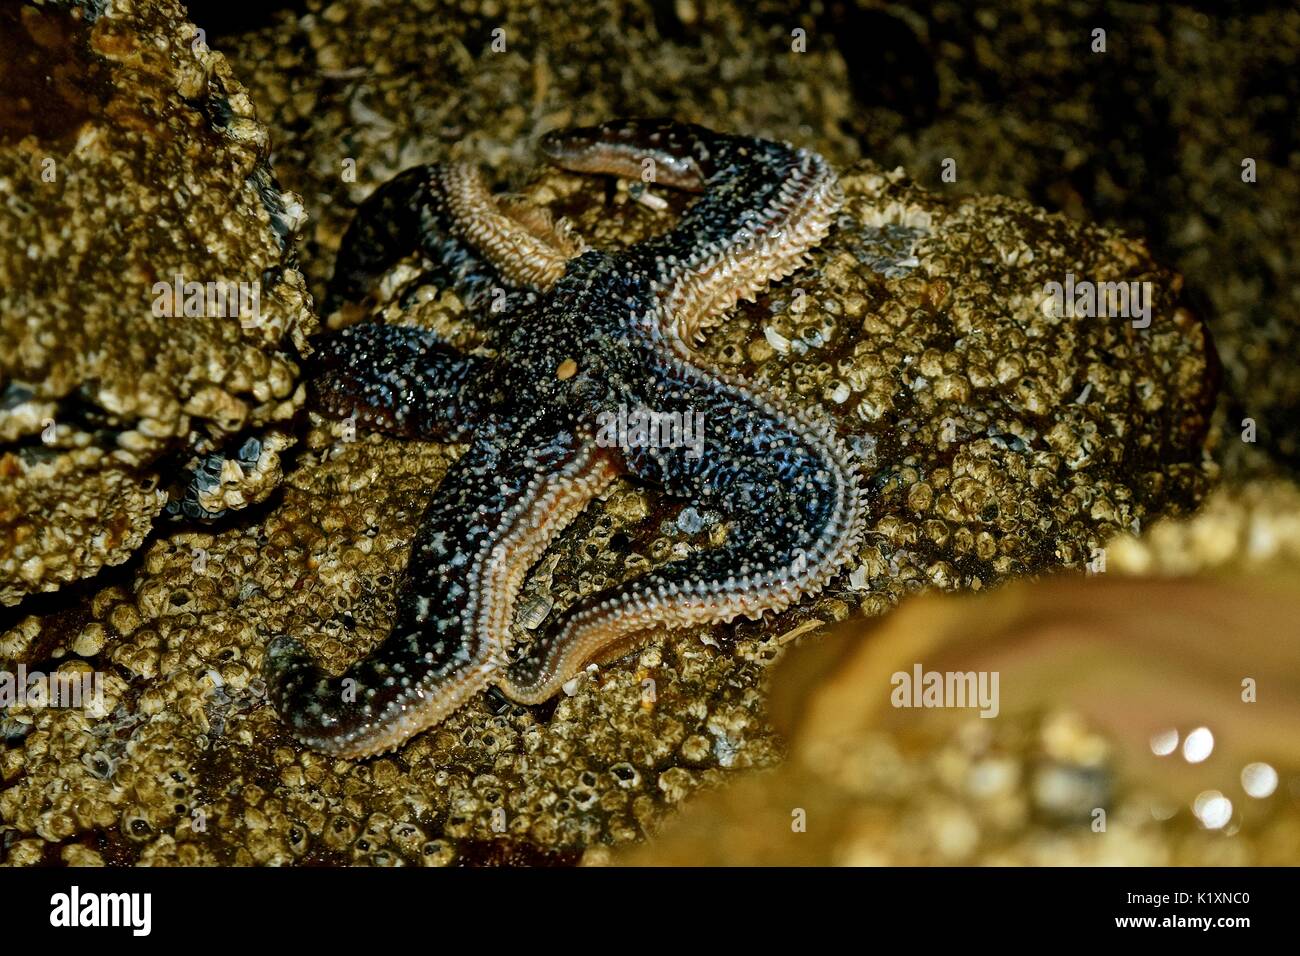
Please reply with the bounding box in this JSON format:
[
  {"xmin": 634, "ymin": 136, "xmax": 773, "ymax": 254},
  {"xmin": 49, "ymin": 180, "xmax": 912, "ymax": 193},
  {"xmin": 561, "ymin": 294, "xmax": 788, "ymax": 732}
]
[
  {"xmin": 658, "ymin": 149, "xmax": 844, "ymax": 350},
  {"xmin": 438, "ymin": 164, "xmax": 581, "ymax": 290}
]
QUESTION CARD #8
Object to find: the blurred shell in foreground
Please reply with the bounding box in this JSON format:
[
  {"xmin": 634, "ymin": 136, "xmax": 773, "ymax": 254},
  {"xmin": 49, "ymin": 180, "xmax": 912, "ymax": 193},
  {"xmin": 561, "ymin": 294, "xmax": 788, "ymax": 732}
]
[
  {"xmin": 619, "ymin": 571, "xmax": 1300, "ymax": 865},
  {"xmin": 618, "ymin": 482, "xmax": 1300, "ymax": 865}
]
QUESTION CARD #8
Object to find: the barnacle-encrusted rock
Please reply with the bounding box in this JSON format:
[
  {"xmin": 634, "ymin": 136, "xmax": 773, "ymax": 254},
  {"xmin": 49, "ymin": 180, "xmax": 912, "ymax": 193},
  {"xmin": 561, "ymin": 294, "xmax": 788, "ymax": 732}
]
[
  {"xmin": 0, "ymin": 147, "xmax": 1216, "ymax": 863},
  {"xmin": 818, "ymin": 0, "xmax": 1300, "ymax": 470},
  {"xmin": 223, "ymin": 0, "xmax": 863, "ymax": 300},
  {"xmin": 0, "ymin": 0, "xmax": 313, "ymax": 605}
]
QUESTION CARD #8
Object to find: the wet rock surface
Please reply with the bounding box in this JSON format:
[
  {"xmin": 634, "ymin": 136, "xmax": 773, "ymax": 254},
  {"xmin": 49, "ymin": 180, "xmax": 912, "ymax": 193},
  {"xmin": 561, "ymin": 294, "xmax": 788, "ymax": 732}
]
[
  {"xmin": 0, "ymin": 140, "xmax": 1215, "ymax": 862},
  {"xmin": 0, "ymin": 0, "xmax": 313, "ymax": 605},
  {"xmin": 12, "ymin": 0, "xmax": 1295, "ymax": 867}
]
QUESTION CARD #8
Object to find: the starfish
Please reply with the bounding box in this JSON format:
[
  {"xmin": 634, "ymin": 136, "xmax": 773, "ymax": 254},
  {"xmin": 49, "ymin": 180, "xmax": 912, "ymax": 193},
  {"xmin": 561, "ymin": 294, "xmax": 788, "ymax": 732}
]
[{"xmin": 267, "ymin": 119, "xmax": 867, "ymax": 757}]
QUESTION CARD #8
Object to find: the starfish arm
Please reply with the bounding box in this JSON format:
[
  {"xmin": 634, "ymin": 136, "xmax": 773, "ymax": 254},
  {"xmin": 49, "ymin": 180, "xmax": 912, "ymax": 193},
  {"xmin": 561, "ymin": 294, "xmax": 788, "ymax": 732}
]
[
  {"xmin": 273, "ymin": 121, "xmax": 854, "ymax": 753},
  {"xmin": 540, "ymin": 119, "xmax": 843, "ymax": 347},
  {"xmin": 310, "ymin": 321, "xmax": 491, "ymax": 442},
  {"xmin": 325, "ymin": 166, "xmax": 455, "ymax": 312},
  {"xmin": 326, "ymin": 164, "xmax": 582, "ymax": 316},
  {"xmin": 496, "ymin": 357, "xmax": 867, "ymax": 704},
  {"xmin": 432, "ymin": 163, "xmax": 585, "ymax": 291},
  {"xmin": 266, "ymin": 418, "xmax": 620, "ymax": 757}
]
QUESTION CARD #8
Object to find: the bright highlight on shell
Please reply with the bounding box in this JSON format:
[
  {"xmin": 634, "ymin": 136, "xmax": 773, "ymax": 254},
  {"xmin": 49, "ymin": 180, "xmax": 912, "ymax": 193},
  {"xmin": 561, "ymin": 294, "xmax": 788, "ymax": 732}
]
[
  {"xmin": 1150, "ymin": 728, "xmax": 1179, "ymax": 757},
  {"xmin": 1241, "ymin": 762, "xmax": 1278, "ymax": 799},
  {"xmin": 1193, "ymin": 790, "xmax": 1233, "ymax": 829},
  {"xmin": 1182, "ymin": 726, "xmax": 1214, "ymax": 764}
]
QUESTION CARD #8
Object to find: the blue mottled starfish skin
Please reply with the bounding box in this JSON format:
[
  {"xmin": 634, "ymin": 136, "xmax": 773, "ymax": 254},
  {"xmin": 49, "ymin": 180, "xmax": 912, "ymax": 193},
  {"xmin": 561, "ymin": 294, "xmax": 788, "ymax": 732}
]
[{"xmin": 268, "ymin": 120, "xmax": 866, "ymax": 756}]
